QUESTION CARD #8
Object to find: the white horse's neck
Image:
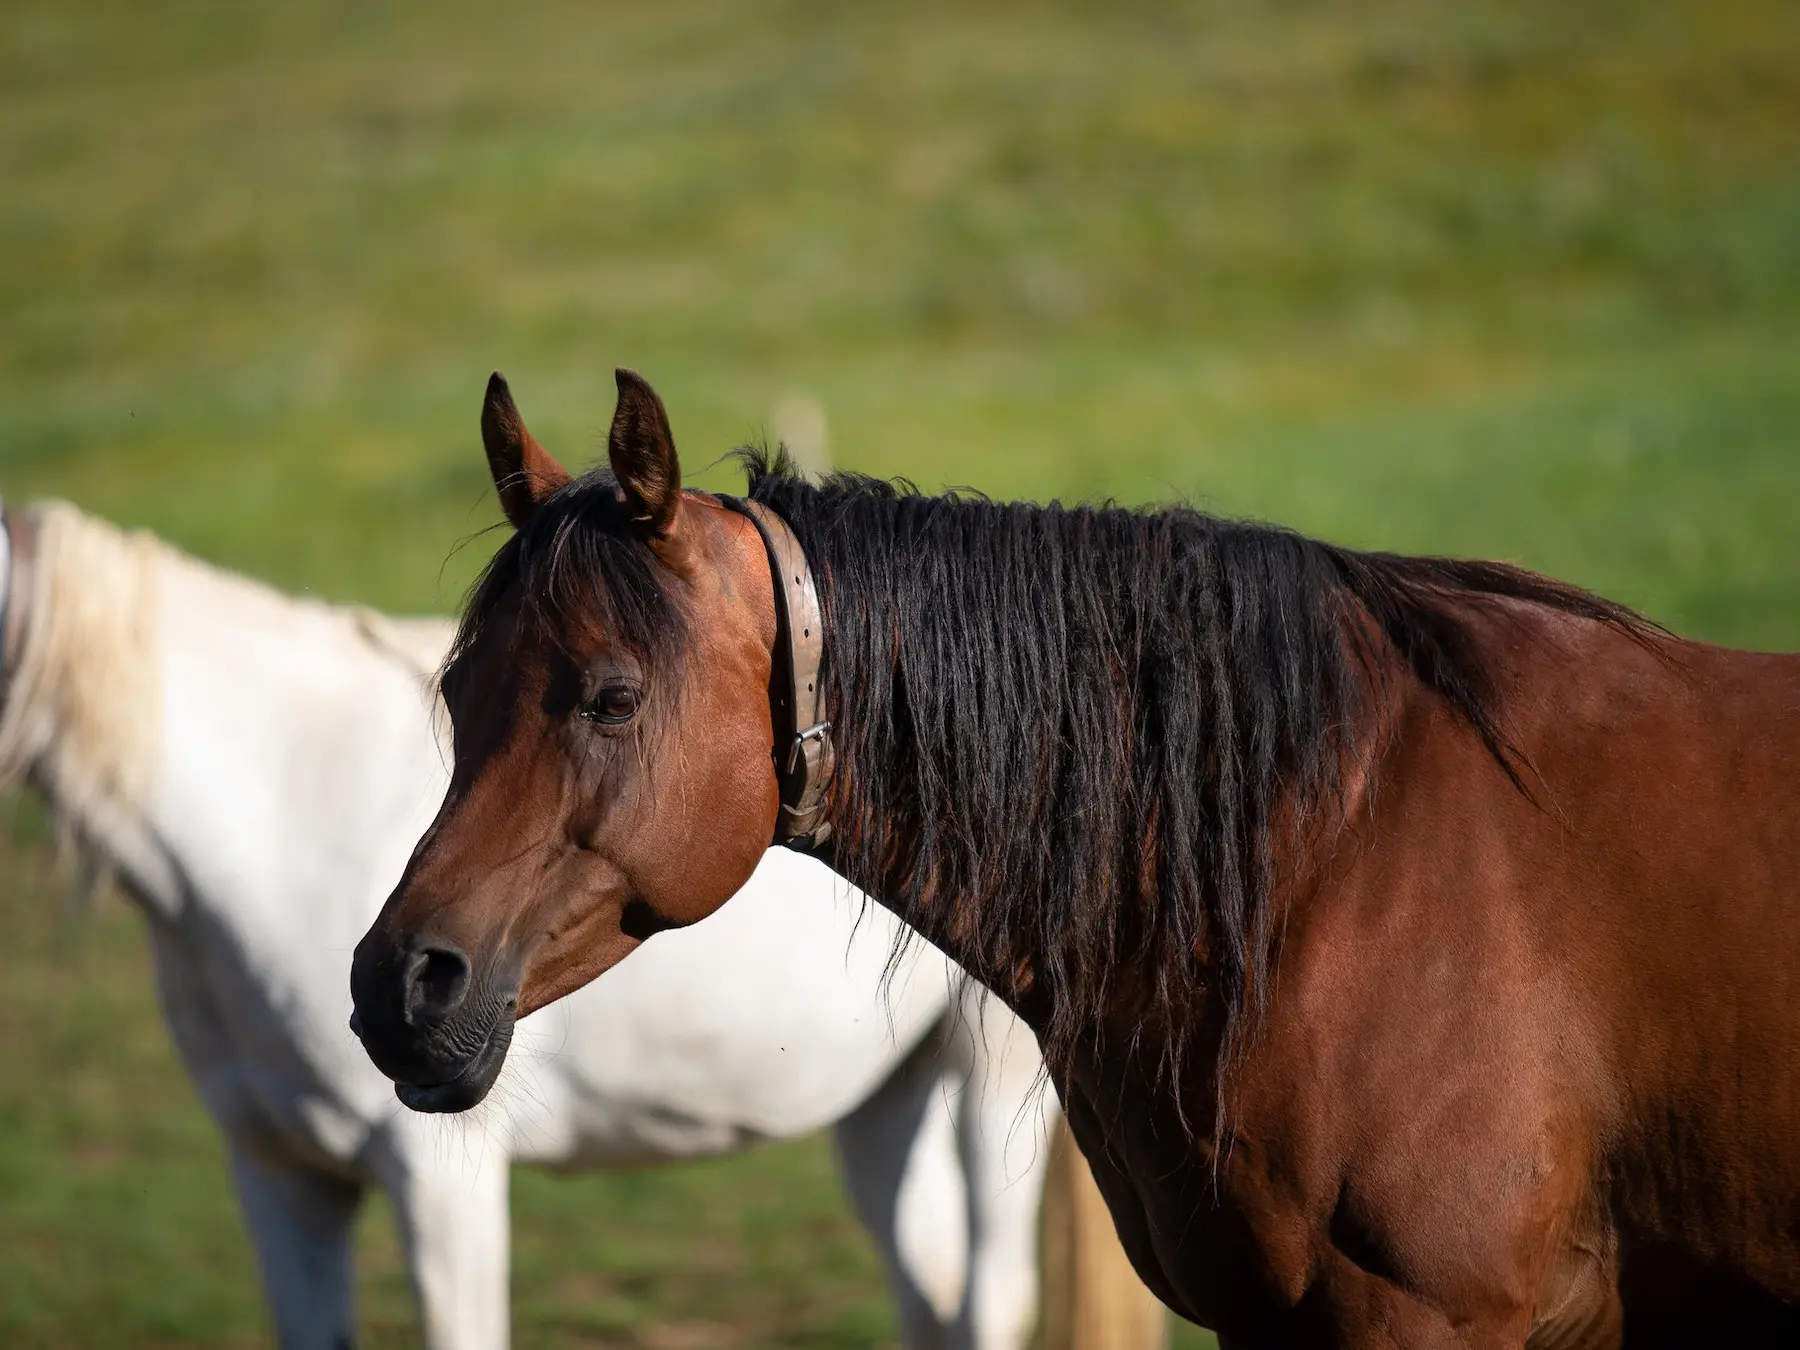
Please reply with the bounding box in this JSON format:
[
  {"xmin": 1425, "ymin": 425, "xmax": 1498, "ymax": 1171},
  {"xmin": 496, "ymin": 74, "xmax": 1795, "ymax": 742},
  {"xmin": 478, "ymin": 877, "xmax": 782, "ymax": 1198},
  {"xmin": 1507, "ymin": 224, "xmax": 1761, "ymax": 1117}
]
[
  {"xmin": 0, "ymin": 503, "xmax": 453, "ymax": 936},
  {"xmin": 1, "ymin": 504, "xmax": 172, "ymax": 904}
]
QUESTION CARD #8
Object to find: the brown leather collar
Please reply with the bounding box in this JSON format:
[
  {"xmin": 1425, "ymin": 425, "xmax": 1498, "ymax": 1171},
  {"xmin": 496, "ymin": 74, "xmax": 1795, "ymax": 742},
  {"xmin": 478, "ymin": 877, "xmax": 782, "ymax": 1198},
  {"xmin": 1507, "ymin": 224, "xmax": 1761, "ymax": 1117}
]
[{"xmin": 718, "ymin": 497, "xmax": 834, "ymax": 849}]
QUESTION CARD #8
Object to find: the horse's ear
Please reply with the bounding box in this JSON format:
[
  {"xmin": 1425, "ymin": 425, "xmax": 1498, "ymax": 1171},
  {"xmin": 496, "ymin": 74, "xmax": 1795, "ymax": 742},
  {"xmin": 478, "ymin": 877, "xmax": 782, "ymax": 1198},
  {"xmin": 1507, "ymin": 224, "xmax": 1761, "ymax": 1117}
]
[
  {"xmin": 482, "ymin": 372, "xmax": 572, "ymax": 531},
  {"xmin": 608, "ymin": 368, "xmax": 683, "ymax": 538}
]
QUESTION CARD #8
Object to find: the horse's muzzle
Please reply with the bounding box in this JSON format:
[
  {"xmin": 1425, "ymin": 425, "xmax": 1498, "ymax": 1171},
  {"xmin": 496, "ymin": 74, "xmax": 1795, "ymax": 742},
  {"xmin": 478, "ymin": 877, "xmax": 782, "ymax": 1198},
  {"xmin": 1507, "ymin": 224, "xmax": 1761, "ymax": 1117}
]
[
  {"xmin": 348, "ymin": 927, "xmax": 519, "ymax": 1112},
  {"xmin": 390, "ymin": 1015, "xmax": 515, "ymax": 1113}
]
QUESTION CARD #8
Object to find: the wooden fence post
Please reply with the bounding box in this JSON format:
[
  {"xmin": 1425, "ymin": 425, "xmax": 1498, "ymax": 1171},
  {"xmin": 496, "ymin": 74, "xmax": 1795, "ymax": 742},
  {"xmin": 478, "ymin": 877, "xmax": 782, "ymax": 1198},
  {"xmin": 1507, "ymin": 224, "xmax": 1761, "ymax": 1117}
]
[{"xmin": 1038, "ymin": 1114, "xmax": 1171, "ymax": 1350}]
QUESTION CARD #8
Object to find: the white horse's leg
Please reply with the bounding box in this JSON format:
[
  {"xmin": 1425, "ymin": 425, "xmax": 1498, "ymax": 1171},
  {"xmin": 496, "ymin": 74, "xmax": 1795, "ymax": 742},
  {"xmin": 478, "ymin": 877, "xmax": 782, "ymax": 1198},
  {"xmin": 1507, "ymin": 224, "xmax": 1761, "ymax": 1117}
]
[
  {"xmin": 950, "ymin": 991, "xmax": 1055, "ymax": 1350},
  {"xmin": 834, "ymin": 1027, "xmax": 968, "ymax": 1350},
  {"xmin": 227, "ymin": 1145, "xmax": 362, "ymax": 1350},
  {"xmin": 385, "ymin": 1142, "xmax": 511, "ymax": 1350}
]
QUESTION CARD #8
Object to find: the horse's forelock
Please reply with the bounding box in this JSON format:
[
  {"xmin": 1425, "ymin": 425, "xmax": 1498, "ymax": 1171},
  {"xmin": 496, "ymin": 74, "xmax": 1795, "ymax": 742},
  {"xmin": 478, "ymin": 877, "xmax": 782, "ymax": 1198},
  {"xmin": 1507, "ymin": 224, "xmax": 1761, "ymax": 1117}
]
[{"xmin": 450, "ymin": 471, "xmax": 694, "ymax": 703}]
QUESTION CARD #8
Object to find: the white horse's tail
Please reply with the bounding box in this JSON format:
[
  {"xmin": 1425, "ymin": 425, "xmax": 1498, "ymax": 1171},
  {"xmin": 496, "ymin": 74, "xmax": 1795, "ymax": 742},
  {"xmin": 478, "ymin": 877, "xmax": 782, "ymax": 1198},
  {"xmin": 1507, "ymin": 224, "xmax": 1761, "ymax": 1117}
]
[{"xmin": 1038, "ymin": 1116, "xmax": 1170, "ymax": 1350}]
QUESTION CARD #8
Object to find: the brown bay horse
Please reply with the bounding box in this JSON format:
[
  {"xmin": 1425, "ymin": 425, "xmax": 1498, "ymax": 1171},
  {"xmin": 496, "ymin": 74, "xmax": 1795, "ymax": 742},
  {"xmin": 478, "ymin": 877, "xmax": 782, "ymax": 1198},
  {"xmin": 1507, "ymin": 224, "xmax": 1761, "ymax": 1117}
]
[{"xmin": 351, "ymin": 369, "xmax": 1800, "ymax": 1347}]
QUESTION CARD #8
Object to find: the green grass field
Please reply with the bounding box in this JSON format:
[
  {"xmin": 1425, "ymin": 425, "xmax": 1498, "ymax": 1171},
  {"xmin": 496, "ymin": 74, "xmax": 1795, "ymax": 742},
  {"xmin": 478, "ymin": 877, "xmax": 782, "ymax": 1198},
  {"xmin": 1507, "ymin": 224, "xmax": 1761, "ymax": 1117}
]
[{"xmin": 1, "ymin": 0, "xmax": 1796, "ymax": 1345}]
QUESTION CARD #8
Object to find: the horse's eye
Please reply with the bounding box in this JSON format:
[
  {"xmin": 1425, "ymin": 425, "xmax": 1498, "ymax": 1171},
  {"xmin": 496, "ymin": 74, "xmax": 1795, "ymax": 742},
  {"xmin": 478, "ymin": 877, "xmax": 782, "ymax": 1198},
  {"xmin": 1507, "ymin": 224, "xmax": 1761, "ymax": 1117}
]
[{"xmin": 580, "ymin": 681, "xmax": 641, "ymax": 725}]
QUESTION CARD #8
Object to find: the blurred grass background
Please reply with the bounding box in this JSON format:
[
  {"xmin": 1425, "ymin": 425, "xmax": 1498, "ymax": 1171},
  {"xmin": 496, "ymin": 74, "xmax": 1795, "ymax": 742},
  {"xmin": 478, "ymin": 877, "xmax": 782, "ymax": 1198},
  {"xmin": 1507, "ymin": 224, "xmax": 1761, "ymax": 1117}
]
[{"xmin": 0, "ymin": 0, "xmax": 1795, "ymax": 1345}]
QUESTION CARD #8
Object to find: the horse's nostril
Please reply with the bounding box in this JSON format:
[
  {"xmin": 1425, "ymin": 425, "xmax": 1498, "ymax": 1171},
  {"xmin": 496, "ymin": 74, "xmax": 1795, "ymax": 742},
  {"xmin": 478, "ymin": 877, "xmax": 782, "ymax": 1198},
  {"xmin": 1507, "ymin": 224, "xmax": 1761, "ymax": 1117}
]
[{"xmin": 403, "ymin": 945, "xmax": 472, "ymax": 1024}]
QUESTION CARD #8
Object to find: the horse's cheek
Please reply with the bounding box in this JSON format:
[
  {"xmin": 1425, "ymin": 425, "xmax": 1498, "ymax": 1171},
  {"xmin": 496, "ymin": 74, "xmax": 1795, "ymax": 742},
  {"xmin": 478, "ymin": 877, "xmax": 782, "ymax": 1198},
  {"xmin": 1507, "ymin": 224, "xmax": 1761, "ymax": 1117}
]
[{"xmin": 646, "ymin": 733, "xmax": 778, "ymax": 925}]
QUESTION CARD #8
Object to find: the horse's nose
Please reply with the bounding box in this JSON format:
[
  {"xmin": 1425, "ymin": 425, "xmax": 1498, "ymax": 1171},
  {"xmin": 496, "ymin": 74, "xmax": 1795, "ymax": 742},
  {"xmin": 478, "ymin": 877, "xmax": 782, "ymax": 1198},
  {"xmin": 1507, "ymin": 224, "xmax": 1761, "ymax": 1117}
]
[{"xmin": 403, "ymin": 944, "xmax": 472, "ymax": 1026}]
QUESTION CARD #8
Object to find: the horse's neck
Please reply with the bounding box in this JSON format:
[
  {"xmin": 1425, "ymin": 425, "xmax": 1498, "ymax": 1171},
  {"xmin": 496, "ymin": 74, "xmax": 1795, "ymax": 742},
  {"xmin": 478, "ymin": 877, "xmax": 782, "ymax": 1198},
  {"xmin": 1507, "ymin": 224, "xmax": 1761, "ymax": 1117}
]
[
  {"xmin": 149, "ymin": 563, "xmax": 451, "ymax": 946},
  {"xmin": 20, "ymin": 527, "xmax": 451, "ymax": 945}
]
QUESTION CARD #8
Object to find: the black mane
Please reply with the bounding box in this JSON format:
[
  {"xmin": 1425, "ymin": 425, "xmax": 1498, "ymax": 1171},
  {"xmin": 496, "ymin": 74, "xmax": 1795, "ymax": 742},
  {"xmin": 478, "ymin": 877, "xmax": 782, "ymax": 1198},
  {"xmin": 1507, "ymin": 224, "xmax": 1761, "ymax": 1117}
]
[
  {"xmin": 740, "ymin": 449, "xmax": 1644, "ymax": 1126},
  {"xmin": 456, "ymin": 450, "xmax": 1644, "ymax": 1134},
  {"xmin": 449, "ymin": 470, "xmax": 693, "ymax": 687}
]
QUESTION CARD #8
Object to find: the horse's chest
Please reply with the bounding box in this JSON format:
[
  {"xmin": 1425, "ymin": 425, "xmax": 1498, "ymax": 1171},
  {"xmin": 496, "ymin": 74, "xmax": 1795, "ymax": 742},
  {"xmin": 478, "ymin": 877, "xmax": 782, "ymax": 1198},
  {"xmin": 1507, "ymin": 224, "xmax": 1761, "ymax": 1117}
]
[
  {"xmin": 1128, "ymin": 1139, "xmax": 1318, "ymax": 1332},
  {"xmin": 1063, "ymin": 1069, "xmax": 1310, "ymax": 1332}
]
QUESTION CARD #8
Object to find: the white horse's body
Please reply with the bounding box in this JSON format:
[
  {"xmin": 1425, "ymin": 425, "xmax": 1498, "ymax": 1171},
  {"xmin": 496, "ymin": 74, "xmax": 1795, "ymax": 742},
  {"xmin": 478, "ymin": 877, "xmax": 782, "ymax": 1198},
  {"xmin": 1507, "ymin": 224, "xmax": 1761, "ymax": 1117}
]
[{"xmin": 0, "ymin": 503, "xmax": 1053, "ymax": 1350}]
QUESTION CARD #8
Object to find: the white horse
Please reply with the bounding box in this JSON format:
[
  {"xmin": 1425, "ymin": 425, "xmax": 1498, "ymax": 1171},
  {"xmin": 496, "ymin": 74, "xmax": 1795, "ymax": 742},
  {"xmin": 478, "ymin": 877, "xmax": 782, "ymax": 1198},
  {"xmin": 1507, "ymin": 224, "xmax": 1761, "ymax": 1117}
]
[{"xmin": 0, "ymin": 500, "xmax": 1063, "ymax": 1350}]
